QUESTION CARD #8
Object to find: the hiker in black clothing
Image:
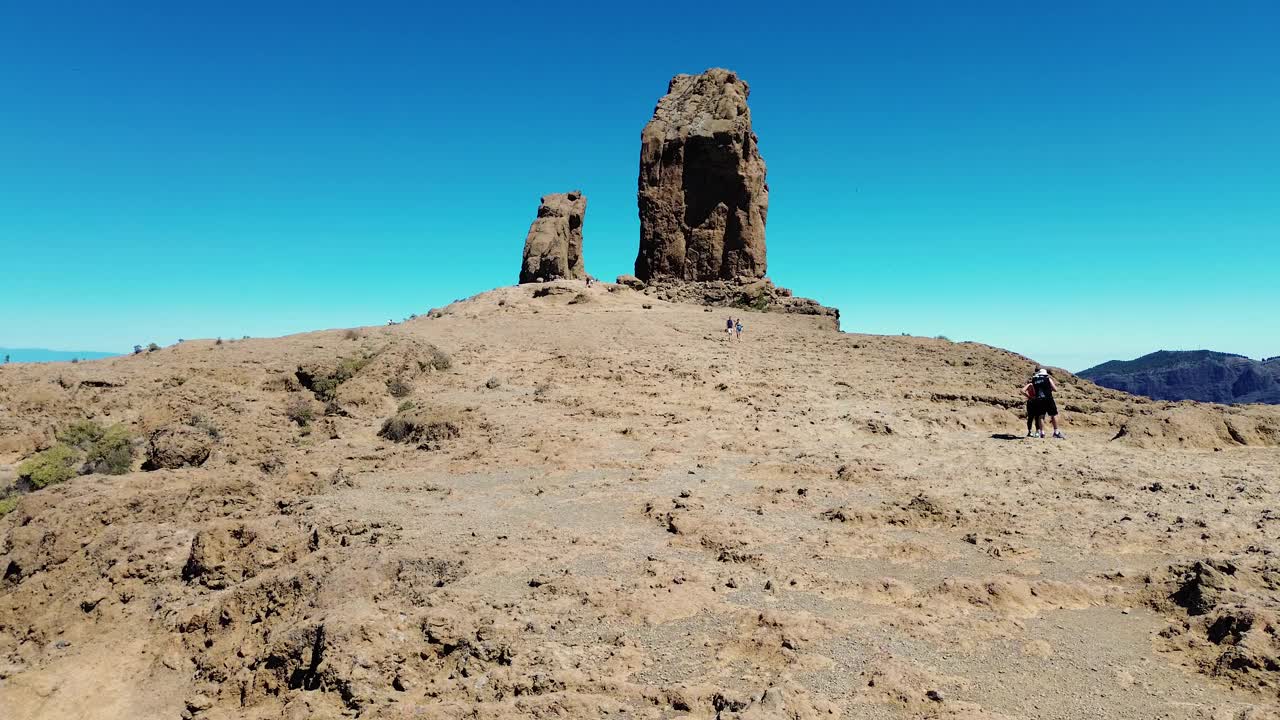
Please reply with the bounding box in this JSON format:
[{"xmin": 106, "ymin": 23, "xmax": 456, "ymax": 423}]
[
  {"xmin": 1022, "ymin": 379, "xmax": 1039, "ymax": 437},
  {"xmin": 1021, "ymin": 368, "xmax": 1064, "ymax": 439}
]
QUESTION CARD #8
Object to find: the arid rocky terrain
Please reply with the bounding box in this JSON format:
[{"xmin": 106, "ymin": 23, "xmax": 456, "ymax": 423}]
[{"xmin": 2, "ymin": 281, "xmax": 1279, "ymax": 720}]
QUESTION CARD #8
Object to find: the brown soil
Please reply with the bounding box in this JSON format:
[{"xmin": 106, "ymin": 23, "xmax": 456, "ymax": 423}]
[{"xmin": 1, "ymin": 280, "xmax": 1278, "ymax": 719}]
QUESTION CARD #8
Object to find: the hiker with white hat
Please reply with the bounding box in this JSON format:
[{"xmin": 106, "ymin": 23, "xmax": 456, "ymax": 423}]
[{"xmin": 1021, "ymin": 368, "xmax": 1064, "ymax": 439}]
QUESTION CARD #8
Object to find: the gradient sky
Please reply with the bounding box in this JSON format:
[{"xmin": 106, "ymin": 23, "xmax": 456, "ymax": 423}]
[{"xmin": 2, "ymin": 1, "xmax": 1277, "ymax": 370}]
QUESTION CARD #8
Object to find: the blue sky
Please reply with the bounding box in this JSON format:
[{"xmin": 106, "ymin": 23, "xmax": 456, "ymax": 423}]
[{"xmin": 2, "ymin": 1, "xmax": 1276, "ymax": 370}]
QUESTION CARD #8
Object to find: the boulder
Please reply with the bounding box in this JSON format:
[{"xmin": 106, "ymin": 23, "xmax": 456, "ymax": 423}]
[
  {"xmin": 636, "ymin": 69, "xmax": 767, "ymax": 282},
  {"xmin": 615, "ymin": 274, "xmax": 646, "ymax": 291},
  {"xmin": 142, "ymin": 426, "xmax": 212, "ymax": 470},
  {"xmin": 520, "ymin": 191, "xmax": 587, "ymax": 284}
]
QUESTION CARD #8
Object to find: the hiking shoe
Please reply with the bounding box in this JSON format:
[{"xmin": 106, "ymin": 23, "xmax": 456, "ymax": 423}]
[{"xmin": 1053, "ymin": 431, "xmax": 1065, "ymax": 439}]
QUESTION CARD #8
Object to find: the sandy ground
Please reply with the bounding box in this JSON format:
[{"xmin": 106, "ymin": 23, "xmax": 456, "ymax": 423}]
[{"xmin": 1, "ymin": 280, "xmax": 1278, "ymax": 719}]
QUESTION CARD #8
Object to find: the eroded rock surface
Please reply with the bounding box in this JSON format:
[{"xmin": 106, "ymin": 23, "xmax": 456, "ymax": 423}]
[
  {"xmin": 636, "ymin": 69, "xmax": 767, "ymax": 282},
  {"xmin": 520, "ymin": 191, "xmax": 587, "ymax": 284}
]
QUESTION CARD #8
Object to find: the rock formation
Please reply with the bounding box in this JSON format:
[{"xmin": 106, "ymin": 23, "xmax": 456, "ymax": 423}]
[
  {"xmin": 520, "ymin": 191, "xmax": 587, "ymax": 284},
  {"xmin": 635, "ymin": 69, "xmax": 767, "ymax": 282}
]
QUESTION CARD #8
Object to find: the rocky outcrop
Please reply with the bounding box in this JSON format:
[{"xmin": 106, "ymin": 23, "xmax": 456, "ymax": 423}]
[
  {"xmin": 520, "ymin": 191, "xmax": 587, "ymax": 284},
  {"xmin": 620, "ymin": 276, "xmax": 839, "ymax": 329},
  {"xmin": 1081, "ymin": 351, "xmax": 1280, "ymax": 405},
  {"xmin": 142, "ymin": 426, "xmax": 212, "ymax": 470},
  {"xmin": 635, "ymin": 69, "xmax": 767, "ymax": 282}
]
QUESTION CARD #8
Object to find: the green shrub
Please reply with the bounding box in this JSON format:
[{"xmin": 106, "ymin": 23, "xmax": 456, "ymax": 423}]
[
  {"xmin": 18, "ymin": 445, "xmax": 80, "ymax": 488},
  {"xmin": 83, "ymin": 425, "xmax": 134, "ymax": 475},
  {"xmin": 57, "ymin": 420, "xmax": 106, "ymax": 449},
  {"xmin": 311, "ymin": 352, "xmax": 375, "ymax": 401},
  {"xmin": 0, "ymin": 495, "xmax": 19, "ymax": 518},
  {"xmin": 147, "ymin": 343, "xmax": 160, "ymax": 352}
]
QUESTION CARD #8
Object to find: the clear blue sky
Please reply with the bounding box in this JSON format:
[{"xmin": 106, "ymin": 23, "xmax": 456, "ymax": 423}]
[{"xmin": 2, "ymin": 1, "xmax": 1276, "ymax": 370}]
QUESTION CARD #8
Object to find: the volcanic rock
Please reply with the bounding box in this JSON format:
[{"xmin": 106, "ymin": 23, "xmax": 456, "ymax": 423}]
[
  {"xmin": 635, "ymin": 69, "xmax": 768, "ymax": 282},
  {"xmin": 520, "ymin": 191, "xmax": 587, "ymax": 284},
  {"xmin": 142, "ymin": 426, "xmax": 212, "ymax": 470}
]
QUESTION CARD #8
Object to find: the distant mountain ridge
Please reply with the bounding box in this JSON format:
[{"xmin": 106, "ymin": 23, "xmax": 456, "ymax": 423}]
[
  {"xmin": 1080, "ymin": 350, "xmax": 1280, "ymax": 405},
  {"xmin": 0, "ymin": 347, "xmax": 119, "ymax": 363}
]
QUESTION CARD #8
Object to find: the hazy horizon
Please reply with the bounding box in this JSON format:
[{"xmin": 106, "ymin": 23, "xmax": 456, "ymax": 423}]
[{"xmin": 3, "ymin": 3, "xmax": 1276, "ymax": 371}]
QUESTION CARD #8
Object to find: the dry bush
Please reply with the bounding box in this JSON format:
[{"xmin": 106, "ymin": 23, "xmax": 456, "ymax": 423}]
[
  {"xmin": 379, "ymin": 408, "xmax": 461, "ymax": 445},
  {"xmin": 387, "ymin": 376, "xmax": 413, "ymax": 398},
  {"xmin": 420, "ymin": 345, "xmax": 452, "ymax": 372},
  {"xmin": 296, "ymin": 351, "xmax": 376, "ymax": 401},
  {"xmin": 285, "ymin": 395, "xmax": 315, "ymax": 426}
]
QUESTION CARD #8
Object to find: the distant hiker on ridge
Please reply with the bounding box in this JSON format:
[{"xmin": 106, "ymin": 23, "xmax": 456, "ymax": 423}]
[
  {"xmin": 726, "ymin": 317, "xmax": 735, "ymax": 340},
  {"xmin": 1022, "ymin": 368, "xmax": 1064, "ymax": 439}
]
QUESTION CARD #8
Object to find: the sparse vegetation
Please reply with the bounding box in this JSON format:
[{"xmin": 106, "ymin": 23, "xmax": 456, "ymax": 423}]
[
  {"xmin": 419, "ymin": 345, "xmax": 452, "ymax": 372},
  {"xmin": 387, "ymin": 376, "xmax": 413, "ymax": 398},
  {"xmin": 397, "ymin": 400, "xmax": 416, "ymax": 413},
  {"xmin": 53, "ymin": 420, "xmax": 135, "ymax": 475},
  {"xmin": 147, "ymin": 343, "xmax": 160, "ymax": 352},
  {"xmin": 18, "ymin": 444, "xmax": 80, "ymax": 488},
  {"xmin": 133, "ymin": 345, "xmax": 143, "ymax": 355},
  {"xmin": 216, "ymin": 337, "xmax": 223, "ymax": 345},
  {"xmin": 57, "ymin": 420, "xmax": 106, "ymax": 448},
  {"xmin": 935, "ymin": 335, "xmax": 951, "ymax": 342},
  {"xmin": 343, "ymin": 329, "xmax": 361, "ymax": 341},
  {"xmin": 82, "ymin": 424, "xmax": 135, "ymax": 475},
  {"xmin": 485, "ymin": 377, "xmax": 502, "ymax": 389},
  {"xmin": 0, "ymin": 495, "xmax": 19, "ymax": 517},
  {"xmin": 379, "ymin": 408, "xmax": 461, "ymax": 444},
  {"xmin": 285, "ymin": 395, "xmax": 315, "ymax": 426},
  {"xmin": 299, "ymin": 350, "xmax": 377, "ymax": 401},
  {"xmin": 186, "ymin": 414, "xmax": 221, "ymax": 440}
]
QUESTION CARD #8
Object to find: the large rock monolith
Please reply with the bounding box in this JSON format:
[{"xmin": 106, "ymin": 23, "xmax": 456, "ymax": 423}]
[
  {"xmin": 635, "ymin": 69, "xmax": 768, "ymax": 283},
  {"xmin": 520, "ymin": 191, "xmax": 587, "ymax": 284}
]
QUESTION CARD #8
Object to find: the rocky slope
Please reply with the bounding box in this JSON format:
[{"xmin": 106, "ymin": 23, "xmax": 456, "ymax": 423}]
[
  {"xmin": 2, "ymin": 284, "xmax": 1279, "ymax": 720},
  {"xmin": 1081, "ymin": 350, "xmax": 1280, "ymax": 405}
]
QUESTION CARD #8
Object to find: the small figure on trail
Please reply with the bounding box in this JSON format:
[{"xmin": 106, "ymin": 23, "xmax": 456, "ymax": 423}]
[
  {"xmin": 1022, "ymin": 368, "xmax": 1064, "ymax": 439},
  {"xmin": 735, "ymin": 318, "xmax": 744, "ymax": 341},
  {"xmin": 726, "ymin": 316, "xmax": 735, "ymax": 340}
]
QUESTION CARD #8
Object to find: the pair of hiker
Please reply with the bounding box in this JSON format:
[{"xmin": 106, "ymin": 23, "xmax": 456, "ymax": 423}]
[
  {"xmin": 1022, "ymin": 368, "xmax": 1064, "ymax": 439},
  {"xmin": 724, "ymin": 317, "xmax": 744, "ymax": 341}
]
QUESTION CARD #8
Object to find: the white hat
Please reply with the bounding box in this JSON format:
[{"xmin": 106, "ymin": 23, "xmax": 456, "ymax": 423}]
[{"xmin": 1034, "ymin": 368, "xmax": 1049, "ymax": 377}]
